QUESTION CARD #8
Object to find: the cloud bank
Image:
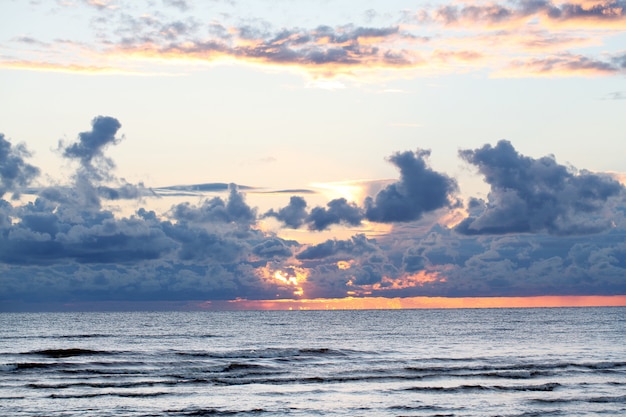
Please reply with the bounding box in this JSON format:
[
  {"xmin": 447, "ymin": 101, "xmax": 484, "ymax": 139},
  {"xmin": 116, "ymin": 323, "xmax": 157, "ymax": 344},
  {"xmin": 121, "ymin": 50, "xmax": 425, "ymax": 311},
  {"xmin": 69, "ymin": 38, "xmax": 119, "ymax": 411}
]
[{"xmin": 1, "ymin": 116, "xmax": 625, "ymax": 308}]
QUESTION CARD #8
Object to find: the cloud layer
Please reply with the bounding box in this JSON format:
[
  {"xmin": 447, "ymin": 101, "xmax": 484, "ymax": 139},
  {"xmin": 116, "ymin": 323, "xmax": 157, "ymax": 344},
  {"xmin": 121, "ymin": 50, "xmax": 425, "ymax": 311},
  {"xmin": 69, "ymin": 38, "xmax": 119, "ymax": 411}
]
[
  {"xmin": 2, "ymin": 0, "xmax": 625, "ymax": 78},
  {"xmin": 1, "ymin": 116, "xmax": 625, "ymax": 307}
]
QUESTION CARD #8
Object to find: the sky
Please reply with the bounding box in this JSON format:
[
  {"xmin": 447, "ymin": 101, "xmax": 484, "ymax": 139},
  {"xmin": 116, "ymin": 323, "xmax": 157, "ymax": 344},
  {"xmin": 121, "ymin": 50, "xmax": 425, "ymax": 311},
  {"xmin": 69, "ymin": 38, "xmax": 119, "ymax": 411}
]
[{"xmin": 1, "ymin": 0, "xmax": 626, "ymax": 310}]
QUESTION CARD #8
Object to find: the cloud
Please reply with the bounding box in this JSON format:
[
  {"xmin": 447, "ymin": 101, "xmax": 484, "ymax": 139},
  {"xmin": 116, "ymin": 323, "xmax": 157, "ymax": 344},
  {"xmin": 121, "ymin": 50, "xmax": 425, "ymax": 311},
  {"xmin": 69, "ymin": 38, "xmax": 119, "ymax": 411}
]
[
  {"xmin": 61, "ymin": 115, "xmax": 122, "ymax": 172},
  {"xmin": 164, "ymin": 222, "xmax": 245, "ymax": 263},
  {"xmin": 296, "ymin": 234, "xmax": 379, "ymax": 261},
  {"xmin": 116, "ymin": 23, "xmax": 416, "ymax": 73},
  {"xmin": 605, "ymin": 91, "xmax": 626, "ymax": 100},
  {"xmin": 0, "ymin": 202, "xmax": 175, "ymax": 265},
  {"xmin": 306, "ymin": 198, "xmax": 364, "ymax": 231},
  {"xmin": 456, "ymin": 140, "xmax": 624, "ymax": 235},
  {"xmin": 2, "ymin": 116, "xmax": 626, "ymax": 306},
  {"xmin": 501, "ymin": 52, "xmax": 626, "ymax": 76},
  {"xmin": 294, "ymin": 219, "xmax": 626, "ymax": 299},
  {"xmin": 252, "ymin": 238, "xmax": 294, "ymax": 260},
  {"xmin": 84, "ymin": 0, "xmax": 118, "ymax": 11},
  {"xmin": 154, "ymin": 182, "xmax": 254, "ymax": 197},
  {"xmin": 365, "ymin": 149, "xmax": 458, "ymax": 223},
  {"xmin": 264, "ymin": 150, "xmax": 457, "ymax": 230},
  {"xmin": 0, "ymin": 134, "xmax": 40, "ymax": 199},
  {"xmin": 429, "ymin": 1, "xmax": 626, "ymax": 28},
  {"xmin": 163, "ymin": 0, "xmax": 191, "ymax": 12},
  {"xmin": 4, "ymin": 1, "xmax": 625, "ymax": 80},
  {"xmin": 263, "ymin": 196, "xmax": 308, "ymax": 228},
  {"xmin": 170, "ymin": 184, "xmax": 256, "ymax": 226}
]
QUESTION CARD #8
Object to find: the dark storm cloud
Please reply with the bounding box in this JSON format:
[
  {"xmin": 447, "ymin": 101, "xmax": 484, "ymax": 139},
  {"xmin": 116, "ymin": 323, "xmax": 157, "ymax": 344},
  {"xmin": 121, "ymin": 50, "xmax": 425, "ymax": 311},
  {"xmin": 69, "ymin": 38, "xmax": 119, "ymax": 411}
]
[
  {"xmin": 263, "ymin": 196, "xmax": 308, "ymax": 228},
  {"xmin": 456, "ymin": 140, "xmax": 624, "ymax": 235},
  {"xmin": 0, "ymin": 134, "xmax": 40, "ymax": 199},
  {"xmin": 306, "ymin": 198, "xmax": 363, "ymax": 231},
  {"xmin": 365, "ymin": 150, "xmax": 458, "ymax": 223}
]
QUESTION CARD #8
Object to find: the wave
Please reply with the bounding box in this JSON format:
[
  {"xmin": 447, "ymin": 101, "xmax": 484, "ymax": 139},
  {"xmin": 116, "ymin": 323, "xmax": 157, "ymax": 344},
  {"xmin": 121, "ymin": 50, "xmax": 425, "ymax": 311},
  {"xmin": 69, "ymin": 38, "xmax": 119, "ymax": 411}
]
[
  {"xmin": 164, "ymin": 407, "xmax": 271, "ymax": 416},
  {"xmin": 22, "ymin": 348, "xmax": 110, "ymax": 358},
  {"xmin": 404, "ymin": 360, "xmax": 626, "ymax": 379},
  {"xmin": 404, "ymin": 382, "xmax": 561, "ymax": 393},
  {"xmin": 0, "ymin": 334, "xmax": 113, "ymax": 340},
  {"xmin": 49, "ymin": 391, "xmax": 171, "ymax": 399},
  {"xmin": 29, "ymin": 380, "xmax": 178, "ymax": 390},
  {"xmin": 387, "ymin": 404, "xmax": 461, "ymax": 412},
  {"xmin": 530, "ymin": 394, "xmax": 626, "ymax": 405},
  {"xmin": 0, "ymin": 363, "xmax": 18, "ymax": 371},
  {"xmin": 175, "ymin": 347, "xmax": 354, "ymax": 359}
]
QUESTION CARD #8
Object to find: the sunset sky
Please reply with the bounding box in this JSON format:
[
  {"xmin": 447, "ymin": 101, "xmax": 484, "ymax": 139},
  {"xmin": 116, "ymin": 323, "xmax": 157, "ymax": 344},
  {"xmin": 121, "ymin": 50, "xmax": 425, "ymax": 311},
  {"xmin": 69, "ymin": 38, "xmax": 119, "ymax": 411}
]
[{"xmin": 1, "ymin": 0, "xmax": 626, "ymax": 310}]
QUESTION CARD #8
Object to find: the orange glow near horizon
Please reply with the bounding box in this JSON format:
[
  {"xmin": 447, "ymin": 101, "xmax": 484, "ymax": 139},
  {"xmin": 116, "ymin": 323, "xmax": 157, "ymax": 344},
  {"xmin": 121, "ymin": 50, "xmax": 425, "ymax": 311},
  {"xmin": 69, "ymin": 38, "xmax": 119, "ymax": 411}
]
[{"xmin": 213, "ymin": 295, "xmax": 626, "ymax": 311}]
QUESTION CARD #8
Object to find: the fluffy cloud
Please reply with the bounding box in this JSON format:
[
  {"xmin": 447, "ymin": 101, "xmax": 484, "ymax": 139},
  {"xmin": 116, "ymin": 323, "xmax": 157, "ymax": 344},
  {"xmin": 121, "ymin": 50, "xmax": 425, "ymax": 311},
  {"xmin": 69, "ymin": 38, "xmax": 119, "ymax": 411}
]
[
  {"xmin": 171, "ymin": 184, "xmax": 256, "ymax": 226},
  {"xmin": 365, "ymin": 150, "xmax": 459, "ymax": 223},
  {"xmin": 0, "ymin": 134, "xmax": 40, "ymax": 199},
  {"xmin": 307, "ymin": 198, "xmax": 363, "ymax": 231},
  {"xmin": 62, "ymin": 116, "xmax": 122, "ymax": 168},
  {"xmin": 456, "ymin": 140, "xmax": 624, "ymax": 235},
  {"xmin": 263, "ymin": 196, "xmax": 308, "ymax": 228}
]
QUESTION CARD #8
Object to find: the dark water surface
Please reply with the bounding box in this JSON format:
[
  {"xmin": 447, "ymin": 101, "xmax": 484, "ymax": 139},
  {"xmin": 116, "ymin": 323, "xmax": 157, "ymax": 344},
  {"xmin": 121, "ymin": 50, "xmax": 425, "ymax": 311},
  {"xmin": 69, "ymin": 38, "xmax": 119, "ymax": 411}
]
[{"xmin": 1, "ymin": 308, "xmax": 625, "ymax": 416}]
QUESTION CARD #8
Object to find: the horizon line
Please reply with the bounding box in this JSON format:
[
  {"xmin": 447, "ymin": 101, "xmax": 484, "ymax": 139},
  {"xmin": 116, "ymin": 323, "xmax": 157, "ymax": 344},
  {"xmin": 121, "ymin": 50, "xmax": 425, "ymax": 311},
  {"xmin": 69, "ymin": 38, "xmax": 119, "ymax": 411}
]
[{"xmin": 2, "ymin": 295, "xmax": 626, "ymax": 312}]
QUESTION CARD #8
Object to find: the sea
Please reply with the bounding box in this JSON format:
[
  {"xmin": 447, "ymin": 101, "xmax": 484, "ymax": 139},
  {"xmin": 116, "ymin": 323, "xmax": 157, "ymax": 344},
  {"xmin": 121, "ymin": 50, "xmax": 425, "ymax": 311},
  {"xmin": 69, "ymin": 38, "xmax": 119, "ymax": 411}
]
[{"xmin": 1, "ymin": 307, "xmax": 625, "ymax": 417}]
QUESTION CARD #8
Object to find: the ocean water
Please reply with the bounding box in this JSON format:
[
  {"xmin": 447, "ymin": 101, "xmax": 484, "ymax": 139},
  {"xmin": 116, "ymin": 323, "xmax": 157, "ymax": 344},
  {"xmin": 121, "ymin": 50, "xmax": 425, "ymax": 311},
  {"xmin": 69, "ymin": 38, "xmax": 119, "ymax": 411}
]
[{"xmin": 1, "ymin": 308, "xmax": 625, "ymax": 417}]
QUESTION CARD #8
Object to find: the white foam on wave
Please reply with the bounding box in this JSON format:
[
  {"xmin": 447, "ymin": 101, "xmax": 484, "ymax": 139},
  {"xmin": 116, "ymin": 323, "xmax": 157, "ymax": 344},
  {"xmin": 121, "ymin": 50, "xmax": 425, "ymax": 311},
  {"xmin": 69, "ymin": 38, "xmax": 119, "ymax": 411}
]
[{"xmin": 0, "ymin": 363, "xmax": 18, "ymax": 372}]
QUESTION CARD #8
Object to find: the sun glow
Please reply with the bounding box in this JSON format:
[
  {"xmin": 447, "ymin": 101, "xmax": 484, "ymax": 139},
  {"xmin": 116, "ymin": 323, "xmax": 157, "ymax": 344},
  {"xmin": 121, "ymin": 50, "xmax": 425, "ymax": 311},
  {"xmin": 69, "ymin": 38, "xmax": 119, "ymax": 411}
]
[
  {"xmin": 337, "ymin": 260, "xmax": 353, "ymax": 270},
  {"xmin": 311, "ymin": 181, "xmax": 365, "ymax": 203},
  {"xmin": 256, "ymin": 264, "xmax": 309, "ymax": 297}
]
